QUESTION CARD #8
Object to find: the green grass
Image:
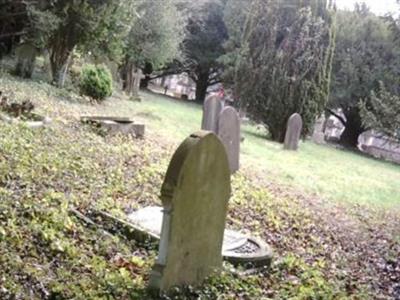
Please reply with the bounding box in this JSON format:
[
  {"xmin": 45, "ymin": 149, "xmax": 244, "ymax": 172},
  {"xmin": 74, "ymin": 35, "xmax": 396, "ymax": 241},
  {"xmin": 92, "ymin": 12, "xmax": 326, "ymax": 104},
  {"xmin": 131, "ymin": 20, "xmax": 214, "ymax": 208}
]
[
  {"xmin": 1, "ymin": 73, "xmax": 399, "ymax": 299},
  {"xmin": 1, "ymin": 73, "xmax": 399, "ymax": 208},
  {"xmin": 124, "ymin": 90, "xmax": 400, "ymax": 209}
]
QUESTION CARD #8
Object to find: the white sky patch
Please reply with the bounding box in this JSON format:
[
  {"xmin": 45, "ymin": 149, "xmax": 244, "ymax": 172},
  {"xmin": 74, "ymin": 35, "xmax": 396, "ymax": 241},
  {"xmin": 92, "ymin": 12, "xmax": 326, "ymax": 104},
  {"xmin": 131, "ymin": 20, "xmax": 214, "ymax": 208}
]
[{"xmin": 335, "ymin": 0, "xmax": 399, "ymax": 15}]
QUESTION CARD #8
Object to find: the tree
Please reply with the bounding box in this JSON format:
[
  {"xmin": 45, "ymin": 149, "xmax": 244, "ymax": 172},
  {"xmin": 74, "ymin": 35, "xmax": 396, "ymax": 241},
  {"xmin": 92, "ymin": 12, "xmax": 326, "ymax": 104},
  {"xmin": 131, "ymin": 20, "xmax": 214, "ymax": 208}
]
[
  {"xmin": 223, "ymin": 0, "xmax": 336, "ymax": 142},
  {"xmin": 0, "ymin": 1, "xmax": 52, "ymax": 60},
  {"xmin": 358, "ymin": 2, "xmax": 400, "ymax": 143},
  {"xmin": 328, "ymin": 5, "xmax": 400, "ymax": 148},
  {"xmin": 360, "ymin": 83, "xmax": 400, "ymax": 141},
  {"xmin": 121, "ymin": 0, "xmax": 184, "ymax": 95},
  {"xmin": 182, "ymin": 0, "xmax": 228, "ymax": 102},
  {"xmin": 13, "ymin": 1, "xmax": 59, "ymax": 78},
  {"xmin": 47, "ymin": 0, "xmax": 127, "ymax": 87}
]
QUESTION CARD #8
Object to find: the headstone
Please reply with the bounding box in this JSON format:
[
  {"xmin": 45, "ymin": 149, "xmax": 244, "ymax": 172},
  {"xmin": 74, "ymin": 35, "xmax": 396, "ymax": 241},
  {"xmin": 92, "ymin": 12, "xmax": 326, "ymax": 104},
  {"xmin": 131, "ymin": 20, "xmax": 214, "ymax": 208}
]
[
  {"xmin": 149, "ymin": 131, "xmax": 231, "ymax": 291},
  {"xmin": 132, "ymin": 68, "xmax": 145, "ymax": 99},
  {"xmin": 284, "ymin": 113, "xmax": 303, "ymax": 151},
  {"xmin": 311, "ymin": 115, "xmax": 326, "ymax": 144},
  {"xmin": 201, "ymin": 95, "xmax": 224, "ymax": 133},
  {"xmin": 218, "ymin": 106, "xmax": 241, "ymax": 173},
  {"xmin": 15, "ymin": 43, "xmax": 39, "ymax": 79}
]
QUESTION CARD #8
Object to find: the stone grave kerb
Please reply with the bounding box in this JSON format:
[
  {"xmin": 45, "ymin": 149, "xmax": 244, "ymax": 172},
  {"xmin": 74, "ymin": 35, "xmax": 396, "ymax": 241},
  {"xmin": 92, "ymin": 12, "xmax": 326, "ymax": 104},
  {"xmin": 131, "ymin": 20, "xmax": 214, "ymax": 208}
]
[{"xmin": 149, "ymin": 130, "xmax": 231, "ymax": 291}]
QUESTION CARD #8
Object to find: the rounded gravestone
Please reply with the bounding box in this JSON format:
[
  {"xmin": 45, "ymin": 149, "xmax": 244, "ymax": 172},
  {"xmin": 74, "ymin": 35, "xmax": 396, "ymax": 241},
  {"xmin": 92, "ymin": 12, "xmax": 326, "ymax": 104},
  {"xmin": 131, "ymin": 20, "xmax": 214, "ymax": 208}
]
[
  {"xmin": 284, "ymin": 113, "xmax": 303, "ymax": 151},
  {"xmin": 218, "ymin": 106, "xmax": 240, "ymax": 173},
  {"xmin": 201, "ymin": 95, "xmax": 224, "ymax": 133},
  {"xmin": 149, "ymin": 131, "xmax": 231, "ymax": 291}
]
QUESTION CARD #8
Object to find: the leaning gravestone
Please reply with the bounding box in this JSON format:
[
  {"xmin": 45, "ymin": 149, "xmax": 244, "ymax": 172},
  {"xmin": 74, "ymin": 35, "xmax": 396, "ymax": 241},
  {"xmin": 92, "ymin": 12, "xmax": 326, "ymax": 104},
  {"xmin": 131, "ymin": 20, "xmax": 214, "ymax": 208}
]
[
  {"xmin": 149, "ymin": 131, "xmax": 231, "ymax": 291},
  {"xmin": 284, "ymin": 113, "xmax": 303, "ymax": 151},
  {"xmin": 218, "ymin": 106, "xmax": 240, "ymax": 173},
  {"xmin": 201, "ymin": 95, "xmax": 224, "ymax": 133}
]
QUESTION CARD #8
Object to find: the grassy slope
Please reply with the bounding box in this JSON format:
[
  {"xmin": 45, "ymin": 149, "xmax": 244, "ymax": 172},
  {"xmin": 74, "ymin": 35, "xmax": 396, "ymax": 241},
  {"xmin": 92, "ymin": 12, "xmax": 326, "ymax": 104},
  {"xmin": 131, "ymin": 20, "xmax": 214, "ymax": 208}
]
[
  {"xmin": 0, "ymin": 74, "xmax": 399, "ymax": 299},
  {"xmin": 129, "ymin": 90, "xmax": 400, "ymax": 208}
]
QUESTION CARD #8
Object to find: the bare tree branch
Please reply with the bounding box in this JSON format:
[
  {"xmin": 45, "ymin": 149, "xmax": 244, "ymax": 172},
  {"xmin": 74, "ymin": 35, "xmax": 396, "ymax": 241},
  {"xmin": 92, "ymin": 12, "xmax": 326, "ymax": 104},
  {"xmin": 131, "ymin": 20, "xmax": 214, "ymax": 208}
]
[{"xmin": 326, "ymin": 108, "xmax": 347, "ymax": 126}]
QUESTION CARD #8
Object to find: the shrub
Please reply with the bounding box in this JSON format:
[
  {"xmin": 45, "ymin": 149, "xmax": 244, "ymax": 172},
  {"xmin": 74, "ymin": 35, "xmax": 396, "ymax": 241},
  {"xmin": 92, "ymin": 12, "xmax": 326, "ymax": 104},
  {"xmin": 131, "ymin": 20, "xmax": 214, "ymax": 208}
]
[{"xmin": 79, "ymin": 64, "xmax": 113, "ymax": 101}]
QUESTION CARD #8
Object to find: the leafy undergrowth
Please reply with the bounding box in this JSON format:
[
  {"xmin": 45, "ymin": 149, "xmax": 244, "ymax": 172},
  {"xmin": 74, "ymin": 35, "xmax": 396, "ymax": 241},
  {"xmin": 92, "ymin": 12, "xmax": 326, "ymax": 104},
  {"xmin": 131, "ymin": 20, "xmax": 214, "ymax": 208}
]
[{"xmin": 0, "ymin": 74, "xmax": 399, "ymax": 299}]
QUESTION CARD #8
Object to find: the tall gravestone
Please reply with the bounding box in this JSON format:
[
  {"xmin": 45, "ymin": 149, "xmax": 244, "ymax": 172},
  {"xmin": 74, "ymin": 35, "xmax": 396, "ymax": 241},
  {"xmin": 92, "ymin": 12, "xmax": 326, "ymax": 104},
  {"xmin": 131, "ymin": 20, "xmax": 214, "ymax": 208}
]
[
  {"xmin": 284, "ymin": 113, "xmax": 303, "ymax": 151},
  {"xmin": 218, "ymin": 107, "xmax": 240, "ymax": 173},
  {"xmin": 132, "ymin": 68, "xmax": 145, "ymax": 100},
  {"xmin": 15, "ymin": 44, "xmax": 39, "ymax": 79},
  {"xmin": 201, "ymin": 95, "xmax": 224, "ymax": 133},
  {"xmin": 149, "ymin": 131, "xmax": 231, "ymax": 291}
]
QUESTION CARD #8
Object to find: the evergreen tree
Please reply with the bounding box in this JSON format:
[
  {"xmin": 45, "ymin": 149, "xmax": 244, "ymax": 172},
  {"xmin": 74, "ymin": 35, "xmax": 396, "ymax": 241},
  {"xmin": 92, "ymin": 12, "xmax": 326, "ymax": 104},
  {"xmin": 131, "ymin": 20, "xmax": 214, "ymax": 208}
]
[
  {"xmin": 121, "ymin": 0, "xmax": 184, "ymax": 95},
  {"xmin": 46, "ymin": 0, "xmax": 127, "ymax": 87},
  {"xmin": 183, "ymin": 0, "xmax": 228, "ymax": 102},
  {"xmin": 329, "ymin": 5, "xmax": 400, "ymax": 147},
  {"xmin": 360, "ymin": 83, "xmax": 400, "ymax": 141},
  {"xmin": 223, "ymin": 0, "xmax": 336, "ymax": 142}
]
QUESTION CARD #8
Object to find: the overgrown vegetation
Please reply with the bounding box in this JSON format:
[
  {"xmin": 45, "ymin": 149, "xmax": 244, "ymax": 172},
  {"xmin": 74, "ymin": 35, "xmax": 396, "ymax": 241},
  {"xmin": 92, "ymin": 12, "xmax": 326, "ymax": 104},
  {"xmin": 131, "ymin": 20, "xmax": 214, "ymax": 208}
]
[
  {"xmin": 0, "ymin": 74, "xmax": 399, "ymax": 299},
  {"xmin": 79, "ymin": 64, "xmax": 113, "ymax": 101}
]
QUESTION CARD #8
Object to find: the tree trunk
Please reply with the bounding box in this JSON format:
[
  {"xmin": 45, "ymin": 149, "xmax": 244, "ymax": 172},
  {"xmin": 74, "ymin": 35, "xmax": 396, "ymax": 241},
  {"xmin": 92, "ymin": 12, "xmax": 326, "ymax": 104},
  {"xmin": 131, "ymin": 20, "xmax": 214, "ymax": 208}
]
[
  {"xmin": 123, "ymin": 62, "xmax": 135, "ymax": 95},
  {"xmin": 339, "ymin": 108, "xmax": 364, "ymax": 148},
  {"xmin": 140, "ymin": 74, "xmax": 151, "ymax": 89},
  {"xmin": 195, "ymin": 71, "xmax": 209, "ymax": 103},
  {"xmin": 269, "ymin": 124, "xmax": 287, "ymax": 143},
  {"xmin": 49, "ymin": 41, "xmax": 73, "ymax": 88}
]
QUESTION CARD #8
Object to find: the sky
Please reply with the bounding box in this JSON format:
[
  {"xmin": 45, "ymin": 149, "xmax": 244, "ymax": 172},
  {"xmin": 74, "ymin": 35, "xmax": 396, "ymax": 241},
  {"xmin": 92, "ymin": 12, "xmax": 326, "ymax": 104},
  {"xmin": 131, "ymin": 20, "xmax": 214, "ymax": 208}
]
[{"xmin": 335, "ymin": 0, "xmax": 399, "ymax": 15}]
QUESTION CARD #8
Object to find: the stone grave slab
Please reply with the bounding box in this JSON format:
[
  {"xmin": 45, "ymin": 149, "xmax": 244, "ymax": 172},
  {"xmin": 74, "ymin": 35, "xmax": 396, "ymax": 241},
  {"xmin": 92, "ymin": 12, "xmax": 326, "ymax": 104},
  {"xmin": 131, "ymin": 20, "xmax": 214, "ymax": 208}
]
[
  {"xmin": 81, "ymin": 116, "xmax": 134, "ymax": 123},
  {"xmin": 218, "ymin": 106, "xmax": 241, "ymax": 173},
  {"xmin": 0, "ymin": 112, "xmax": 52, "ymax": 129},
  {"xmin": 128, "ymin": 206, "xmax": 272, "ymax": 267},
  {"xmin": 80, "ymin": 116, "xmax": 145, "ymax": 138},
  {"xmin": 284, "ymin": 113, "xmax": 303, "ymax": 151},
  {"xmin": 201, "ymin": 95, "xmax": 224, "ymax": 133}
]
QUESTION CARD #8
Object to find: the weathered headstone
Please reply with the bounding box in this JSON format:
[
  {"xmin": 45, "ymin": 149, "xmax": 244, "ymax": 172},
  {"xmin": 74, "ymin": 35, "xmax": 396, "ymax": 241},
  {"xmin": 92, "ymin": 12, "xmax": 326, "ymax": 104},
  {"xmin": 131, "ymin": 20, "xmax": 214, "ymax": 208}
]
[
  {"xmin": 284, "ymin": 113, "xmax": 303, "ymax": 151},
  {"xmin": 218, "ymin": 106, "xmax": 240, "ymax": 173},
  {"xmin": 149, "ymin": 131, "xmax": 231, "ymax": 291},
  {"xmin": 15, "ymin": 43, "xmax": 39, "ymax": 79},
  {"xmin": 312, "ymin": 115, "xmax": 326, "ymax": 144},
  {"xmin": 132, "ymin": 68, "xmax": 145, "ymax": 100},
  {"xmin": 201, "ymin": 95, "xmax": 224, "ymax": 133}
]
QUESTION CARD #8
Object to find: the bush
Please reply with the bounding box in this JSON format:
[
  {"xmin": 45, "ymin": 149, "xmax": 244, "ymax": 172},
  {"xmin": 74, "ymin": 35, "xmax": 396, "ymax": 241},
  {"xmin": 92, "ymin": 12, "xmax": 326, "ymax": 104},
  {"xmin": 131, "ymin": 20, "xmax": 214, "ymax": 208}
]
[{"xmin": 79, "ymin": 64, "xmax": 113, "ymax": 101}]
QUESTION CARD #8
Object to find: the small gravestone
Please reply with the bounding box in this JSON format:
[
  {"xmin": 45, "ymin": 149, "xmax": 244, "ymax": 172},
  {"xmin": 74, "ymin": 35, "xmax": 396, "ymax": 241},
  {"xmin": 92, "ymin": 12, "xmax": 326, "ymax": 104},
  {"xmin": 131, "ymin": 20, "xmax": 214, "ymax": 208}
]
[
  {"xmin": 218, "ymin": 106, "xmax": 240, "ymax": 173},
  {"xmin": 149, "ymin": 131, "xmax": 231, "ymax": 291},
  {"xmin": 201, "ymin": 95, "xmax": 224, "ymax": 133},
  {"xmin": 284, "ymin": 113, "xmax": 303, "ymax": 151},
  {"xmin": 132, "ymin": 68, "xmax": 145, "ymax": 100},
  {"xmin": 312, "ymin": 115, "xmax": 326, "ymax": 144}
]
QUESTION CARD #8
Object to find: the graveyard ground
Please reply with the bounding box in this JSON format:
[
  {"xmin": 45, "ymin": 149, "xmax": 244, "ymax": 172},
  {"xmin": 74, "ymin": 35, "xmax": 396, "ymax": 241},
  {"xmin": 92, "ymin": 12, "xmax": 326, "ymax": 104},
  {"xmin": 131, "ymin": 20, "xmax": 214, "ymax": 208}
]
[{"xmin": 0, "ymin": 73, "xmax": 399, "ymax": 299}]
